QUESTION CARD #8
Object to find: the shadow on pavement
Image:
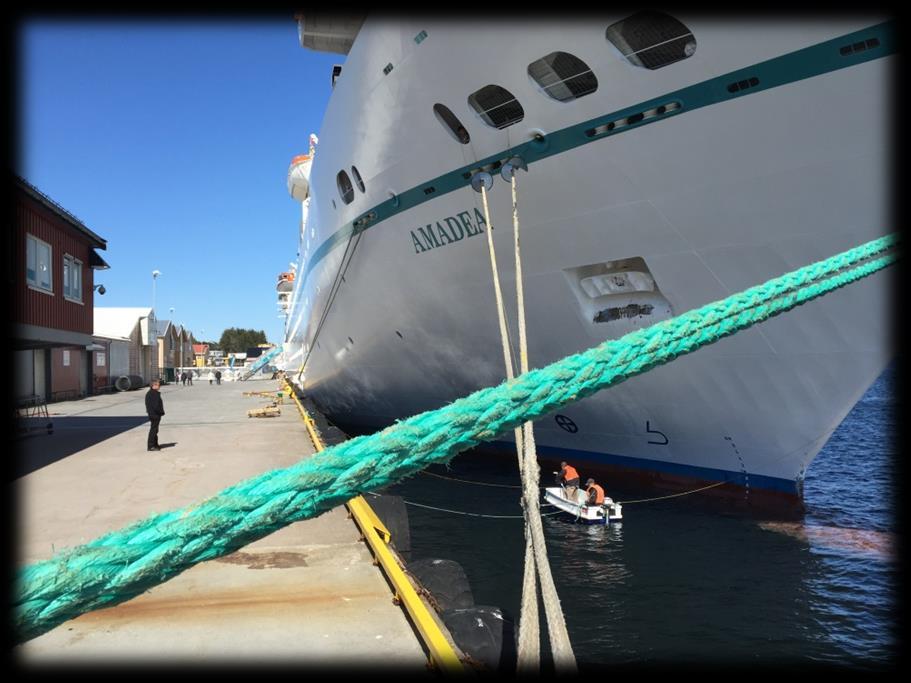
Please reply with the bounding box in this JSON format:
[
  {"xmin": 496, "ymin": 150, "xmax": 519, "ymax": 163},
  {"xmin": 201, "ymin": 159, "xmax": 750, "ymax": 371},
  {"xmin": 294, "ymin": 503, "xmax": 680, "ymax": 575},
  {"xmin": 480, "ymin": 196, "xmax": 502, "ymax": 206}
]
[{"xmin": 13, "ymin": 415, "xmax": 150, "ymax": 479}]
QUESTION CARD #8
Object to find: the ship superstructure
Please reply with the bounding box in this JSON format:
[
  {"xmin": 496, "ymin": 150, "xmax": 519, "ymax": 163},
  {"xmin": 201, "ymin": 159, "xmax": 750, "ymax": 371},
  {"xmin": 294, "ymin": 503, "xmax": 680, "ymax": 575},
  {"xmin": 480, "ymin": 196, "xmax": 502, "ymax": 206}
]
[{"xmin": 282, "ymin": 15, "xmax": 894, "ymax": 514}]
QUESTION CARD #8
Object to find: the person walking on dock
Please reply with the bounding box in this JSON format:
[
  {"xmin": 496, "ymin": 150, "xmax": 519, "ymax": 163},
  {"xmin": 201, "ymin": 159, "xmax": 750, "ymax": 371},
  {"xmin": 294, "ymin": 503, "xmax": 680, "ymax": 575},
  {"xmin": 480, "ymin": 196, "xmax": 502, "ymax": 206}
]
[
  {"xmin": 558, "ymin": 461, "xmax": 580, "ymax": 500},
  {"xmin": 145, "ymin": 379, "xmax": 165, "ymax": 452},
  {"xmin": 215, "ymin": 369, "xmax": 222, "ymax": 385}
]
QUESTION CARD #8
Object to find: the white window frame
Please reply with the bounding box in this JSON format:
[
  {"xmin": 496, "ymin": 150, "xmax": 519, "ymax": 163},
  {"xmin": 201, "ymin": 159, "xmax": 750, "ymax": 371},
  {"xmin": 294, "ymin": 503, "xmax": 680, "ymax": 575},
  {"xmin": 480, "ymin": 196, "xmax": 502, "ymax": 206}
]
[
  {"xmin": 63, "ymin": 254, "xmax": 84, "ymax": 303},
  {"xmin": 26, "ymin": 234, "xmax": 53, "ymax": 293}
]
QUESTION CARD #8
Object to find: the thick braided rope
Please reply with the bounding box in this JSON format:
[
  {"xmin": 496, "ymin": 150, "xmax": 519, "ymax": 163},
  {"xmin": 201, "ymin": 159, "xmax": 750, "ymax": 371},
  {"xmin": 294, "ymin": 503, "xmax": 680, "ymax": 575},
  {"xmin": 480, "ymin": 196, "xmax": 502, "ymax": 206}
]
[
  {"xmin": 480, "ymin": 179, "xmax": 544, "ymax": 670},
  {"xmin": 13, "ymin": 235, "xmax": 897, "ymax": 644},
  {"xmin": 509, "ymin": 170, "xmax": 576, "ymax": 672}
]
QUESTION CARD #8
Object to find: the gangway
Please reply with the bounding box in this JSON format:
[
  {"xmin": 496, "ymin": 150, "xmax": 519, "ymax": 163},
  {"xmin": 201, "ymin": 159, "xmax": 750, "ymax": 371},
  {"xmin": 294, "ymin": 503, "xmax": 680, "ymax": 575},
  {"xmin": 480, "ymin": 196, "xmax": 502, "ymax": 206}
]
[{"xmin": 238, "ymin": 346, "xmax": 282, "ymax": 381}]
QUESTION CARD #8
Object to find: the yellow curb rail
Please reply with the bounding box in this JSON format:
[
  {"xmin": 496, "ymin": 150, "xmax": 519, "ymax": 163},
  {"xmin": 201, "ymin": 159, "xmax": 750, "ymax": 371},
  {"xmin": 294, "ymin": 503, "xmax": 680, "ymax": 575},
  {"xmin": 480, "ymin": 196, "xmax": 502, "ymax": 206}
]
[{"xmin": 284, "ymin": 382, "xmax": 465, "ymax": 674}]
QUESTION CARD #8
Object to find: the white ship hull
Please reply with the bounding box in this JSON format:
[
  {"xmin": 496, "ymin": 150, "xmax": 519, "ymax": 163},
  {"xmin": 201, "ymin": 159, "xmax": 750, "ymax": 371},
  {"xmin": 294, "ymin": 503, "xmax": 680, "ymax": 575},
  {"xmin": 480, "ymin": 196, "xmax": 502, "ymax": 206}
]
[{"xmin": 282, "ymin": 17, "xmax": 895, "ymax": 514}]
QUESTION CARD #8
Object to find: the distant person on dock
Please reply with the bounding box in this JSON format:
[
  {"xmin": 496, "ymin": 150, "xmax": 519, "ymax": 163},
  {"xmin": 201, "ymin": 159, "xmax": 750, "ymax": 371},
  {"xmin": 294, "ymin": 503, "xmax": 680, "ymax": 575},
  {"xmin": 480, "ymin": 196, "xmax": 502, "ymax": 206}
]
[
  {"xmin": 585, "ymin": 478, "xmax": 605, "ymax": 506},
  {"xmin": 187, "ymin": 370, "xmax": 193, "ymax": 386},
  {"xmin": 181, "ymin": 371, "xmax": 187, "ymax": 386},
  {"xmin": 558, "ymin": 461, "xmax": 580, "ymax": 500},
  {"xmin": 145, "ymin": 379, "xmax": 165, "ymax": 452},
  {"xmin": 215, "ymin": 370, "xmax": 222, "ymax": 385}
]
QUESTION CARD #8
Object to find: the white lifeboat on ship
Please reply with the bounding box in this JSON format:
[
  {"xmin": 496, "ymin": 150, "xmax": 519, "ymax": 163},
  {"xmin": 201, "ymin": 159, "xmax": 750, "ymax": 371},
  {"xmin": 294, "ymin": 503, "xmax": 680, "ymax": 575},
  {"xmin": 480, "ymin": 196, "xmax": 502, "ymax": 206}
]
[
  {"xmin": 287, "ymin": 154, "xmax": 312, "ymax": 201},
  {"xmin": 277, "ymin": 271, "xmax": 295, "ymax": 293}
]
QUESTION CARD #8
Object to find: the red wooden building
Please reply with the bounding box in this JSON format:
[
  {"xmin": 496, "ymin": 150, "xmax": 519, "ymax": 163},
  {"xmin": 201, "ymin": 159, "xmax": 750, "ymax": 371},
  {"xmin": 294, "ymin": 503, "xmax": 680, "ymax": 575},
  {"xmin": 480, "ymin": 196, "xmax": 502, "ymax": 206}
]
[{"xmin": 12, "ymin": 176, "xmax": 110, "ymax": 402}]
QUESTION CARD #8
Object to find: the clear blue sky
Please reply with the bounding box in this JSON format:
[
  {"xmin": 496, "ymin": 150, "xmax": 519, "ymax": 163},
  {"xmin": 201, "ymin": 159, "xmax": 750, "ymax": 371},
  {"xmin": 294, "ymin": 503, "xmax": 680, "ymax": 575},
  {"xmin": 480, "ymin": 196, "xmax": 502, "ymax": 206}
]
[{"xmin": 17, "ymin": 18, "xmax": 342, "ymax": 345}]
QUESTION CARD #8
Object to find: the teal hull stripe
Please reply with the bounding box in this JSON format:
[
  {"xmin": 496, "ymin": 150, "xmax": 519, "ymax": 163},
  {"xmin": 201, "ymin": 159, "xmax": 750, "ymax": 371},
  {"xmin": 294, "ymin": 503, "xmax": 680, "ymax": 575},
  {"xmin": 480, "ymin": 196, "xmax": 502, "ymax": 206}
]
[{"xmin": 303, "ymin": 21, "xmax": 894, "ymax": 286}]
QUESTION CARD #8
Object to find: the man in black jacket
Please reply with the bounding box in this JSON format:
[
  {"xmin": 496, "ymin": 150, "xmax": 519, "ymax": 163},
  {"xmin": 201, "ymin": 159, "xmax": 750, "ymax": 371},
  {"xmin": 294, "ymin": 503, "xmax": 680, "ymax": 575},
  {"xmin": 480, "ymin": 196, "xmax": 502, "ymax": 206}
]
[{"xmin": 145, "ymin": 378, "xmax": 165, "ymax": 452}]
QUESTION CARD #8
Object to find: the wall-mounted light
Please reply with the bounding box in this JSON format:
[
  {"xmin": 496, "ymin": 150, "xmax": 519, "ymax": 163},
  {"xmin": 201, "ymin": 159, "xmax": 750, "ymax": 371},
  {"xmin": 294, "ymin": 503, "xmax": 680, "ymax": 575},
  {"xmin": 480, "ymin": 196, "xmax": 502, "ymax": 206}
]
[{"xmin": 93, "ymin": 284, "xmax": 106, "ymax": 295}]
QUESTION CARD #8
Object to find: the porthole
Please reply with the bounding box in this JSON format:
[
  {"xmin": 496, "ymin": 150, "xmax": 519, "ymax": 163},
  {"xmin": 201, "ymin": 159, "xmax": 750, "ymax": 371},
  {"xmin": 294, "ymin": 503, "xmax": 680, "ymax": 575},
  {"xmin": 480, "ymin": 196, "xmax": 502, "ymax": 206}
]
[
  {"xmin": 337, "ymin": 170, "xmax": 355, "ymax": 205},
  {"xmin": 433, "ymin": 103, "xmax": 471, "ymax": 144},
  {"xmin": 467, "ymin": 84, "xmax": 524, "ymax": 130},
  {"xmin": 528, "ymin": 52, "xmax": 598, "ymax": 102},
  {"xmin": 351, "ymin": 166, "xmax": 366, "ymax": 192},
  {"xmin": 606, "ymin": 11, "xmax": 696, "ymax": 70}
]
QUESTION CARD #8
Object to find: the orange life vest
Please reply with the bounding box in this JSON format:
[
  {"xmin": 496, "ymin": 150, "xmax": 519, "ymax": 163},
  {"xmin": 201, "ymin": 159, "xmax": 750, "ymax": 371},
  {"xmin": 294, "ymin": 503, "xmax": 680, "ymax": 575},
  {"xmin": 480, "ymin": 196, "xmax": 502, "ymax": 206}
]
[
  {"xmin": 561, "ymin": 465, "xmax": 579, "ymax": 482},
  {"xmin": 586, "ymin": 483, "xmax": 605, "ymax": 505}
]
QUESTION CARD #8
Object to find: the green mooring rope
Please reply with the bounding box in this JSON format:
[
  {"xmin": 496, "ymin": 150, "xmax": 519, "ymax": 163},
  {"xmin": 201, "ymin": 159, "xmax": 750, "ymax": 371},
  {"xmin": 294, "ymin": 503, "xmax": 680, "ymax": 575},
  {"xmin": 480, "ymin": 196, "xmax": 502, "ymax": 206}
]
[{"xmin": 14, "ymin": 233, "xmax": 897, "ymax": 644}]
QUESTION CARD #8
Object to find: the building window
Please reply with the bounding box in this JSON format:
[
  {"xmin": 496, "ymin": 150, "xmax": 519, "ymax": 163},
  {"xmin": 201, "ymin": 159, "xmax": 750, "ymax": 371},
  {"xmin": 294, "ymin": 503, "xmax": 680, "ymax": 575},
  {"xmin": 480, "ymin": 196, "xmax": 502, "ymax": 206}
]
[
  {"xmin": 351, "ymin": 166, "xmax": 366, "ymax": 193},
  {"xmin": 63, "ymin": 254, "xmax": 83, "ymax": 302},
  {"xmin": 337, "ymin": 170, "xmax": 354, "ymax": 205},
  {"xmin": 26, "ymin": 234, "xmax": 53, "ymax": 292},
  {"xmin": 528, "ymin": 52, "xmax": 598, "ymax": 102},
  {"xmin": 433, "ymin": 103, "xmax": 471, "ymax": 144},
  {"xmin": 606, "ymin": 11, "xmax": 697, "ymax": 70},
  {"xmin": 97, "ymin": 352, "xmax": 106, "ymax": 367},
  {"xmin": 63, "ymin": 349, "xmax": 71, "ymax": 366},
  {"xmin": 468, "ymin": 85, "xmax": 524, "ymax": 129}
]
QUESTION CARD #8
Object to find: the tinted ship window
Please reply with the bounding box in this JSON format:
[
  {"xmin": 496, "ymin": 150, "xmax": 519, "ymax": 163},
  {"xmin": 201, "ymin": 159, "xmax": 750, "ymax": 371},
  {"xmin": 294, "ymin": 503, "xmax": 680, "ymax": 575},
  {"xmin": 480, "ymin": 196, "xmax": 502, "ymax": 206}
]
[
  {"xmin": 337, "ymin": 170, "xmax": 355, "ymax": 205},
  {"xmin": 468, "ymin": 84, "xmax": 524, "ymax": 129},
  {"xmin": 607, "ymin": 11, "xmax": 696, "ymax": 70},
  {"xmin": 528, "ymin": 51, "xmax": 598, "ymax": 102},
  {"xmin": 351, "ymin": 165, "xmax": 366, "ymax": 192},
  {"xmin": 433, "ymin": 103, "xmax": 471, "ymax": 144}
]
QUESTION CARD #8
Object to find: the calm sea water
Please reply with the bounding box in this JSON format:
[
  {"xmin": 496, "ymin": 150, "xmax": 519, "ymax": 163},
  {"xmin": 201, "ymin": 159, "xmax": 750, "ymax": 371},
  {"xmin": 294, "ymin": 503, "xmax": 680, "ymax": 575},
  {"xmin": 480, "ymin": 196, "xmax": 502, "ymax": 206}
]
[{"xmin": 384, "ymin": 364, "xmax": 899, "ymax": 670}]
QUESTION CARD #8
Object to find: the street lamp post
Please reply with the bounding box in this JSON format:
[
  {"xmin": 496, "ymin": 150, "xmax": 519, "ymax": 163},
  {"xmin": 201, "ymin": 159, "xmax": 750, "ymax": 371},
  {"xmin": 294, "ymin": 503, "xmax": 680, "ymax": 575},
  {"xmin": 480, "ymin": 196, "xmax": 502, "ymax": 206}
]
[
  {"xmin": 152, "ymin": 270, "xmax": 161, "ymax": 315},
  {"xmin": 150, "ymin": 271, "xmax": 161, "ymax": 382},
  {"xmin": 169, "ymin": 308, "xmax": 176, "ymax": 380}
]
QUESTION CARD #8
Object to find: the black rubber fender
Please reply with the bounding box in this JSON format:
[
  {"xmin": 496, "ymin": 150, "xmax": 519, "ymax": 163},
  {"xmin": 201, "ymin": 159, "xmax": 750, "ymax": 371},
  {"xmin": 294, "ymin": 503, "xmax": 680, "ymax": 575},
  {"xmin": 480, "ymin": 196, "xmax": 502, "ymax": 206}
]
[
  {"xmin": 408, "ymin": 558, "xmax": 474, "ymax": 611},
  {"xmin": 441, "ymin": 605, "xmax": 517, "ymax": 672}
]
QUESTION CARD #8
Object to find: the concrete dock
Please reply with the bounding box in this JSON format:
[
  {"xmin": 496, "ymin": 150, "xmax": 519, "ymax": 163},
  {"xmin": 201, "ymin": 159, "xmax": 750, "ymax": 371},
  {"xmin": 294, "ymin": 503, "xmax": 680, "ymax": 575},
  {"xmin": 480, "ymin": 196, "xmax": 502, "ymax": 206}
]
[{"xmin": 13, "ymin": 377, "xmax": 436, "ymax": 669}]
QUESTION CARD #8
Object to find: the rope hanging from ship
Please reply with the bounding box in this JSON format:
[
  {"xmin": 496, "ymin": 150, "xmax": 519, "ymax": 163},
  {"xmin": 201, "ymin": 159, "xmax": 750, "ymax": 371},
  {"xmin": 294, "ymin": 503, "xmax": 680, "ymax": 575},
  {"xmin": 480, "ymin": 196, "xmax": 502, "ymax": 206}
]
[
  {"xmin": 296, "ymin": 224, "xmax": 365, "ymax": 378},
  {"xmin": 363, "ymin": 491, "xmax": 566, "ymax": 519},
  {"xmin": 12, "ymin": 231, "xmax": 898, "ymax": 645},
  {"xmin": 419, "ymin": 469, "xmax": 729, "ymax": 503},
  {"xmin": 293, "ymin": 134, "xmax": 367, "ymax": 380},
  {"xmin": 476, "ymin": 158, "xmax": 577, "ymax": 672}
]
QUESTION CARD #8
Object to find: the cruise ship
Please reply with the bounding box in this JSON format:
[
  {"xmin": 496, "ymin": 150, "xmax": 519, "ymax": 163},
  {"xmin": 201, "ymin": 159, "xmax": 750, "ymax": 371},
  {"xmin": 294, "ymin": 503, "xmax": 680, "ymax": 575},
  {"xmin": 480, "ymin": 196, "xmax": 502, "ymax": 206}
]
[{"xmin": 280, "ymin": 15, "xmax": 894, "ymax": 515}]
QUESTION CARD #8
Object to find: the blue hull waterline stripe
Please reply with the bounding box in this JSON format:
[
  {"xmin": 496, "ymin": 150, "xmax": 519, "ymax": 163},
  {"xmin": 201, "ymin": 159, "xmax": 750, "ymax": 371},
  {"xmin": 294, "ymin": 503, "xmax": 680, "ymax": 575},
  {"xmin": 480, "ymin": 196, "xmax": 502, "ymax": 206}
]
[
  {"xmin": 302, "ymin": 21, "xmax": 894, "ymax": 287},
  {"xmin": 486, "ymin": 440, "xmax": 799, "ymax": 496},
  {"xmin": 328, "ymin": 418, "xmax": 799, "ymax": 495}
]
